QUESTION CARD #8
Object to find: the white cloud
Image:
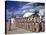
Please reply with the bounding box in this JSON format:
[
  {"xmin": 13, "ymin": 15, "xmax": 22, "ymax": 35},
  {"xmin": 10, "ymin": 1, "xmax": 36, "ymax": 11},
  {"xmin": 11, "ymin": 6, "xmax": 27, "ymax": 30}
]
[{"xmin": 23, "ymin": 12, "xmax": 34, "ymax": 17}]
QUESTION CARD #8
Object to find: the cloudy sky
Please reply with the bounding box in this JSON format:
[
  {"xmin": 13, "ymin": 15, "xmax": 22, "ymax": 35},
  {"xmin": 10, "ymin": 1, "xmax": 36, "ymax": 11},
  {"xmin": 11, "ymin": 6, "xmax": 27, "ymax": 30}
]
[{"xmin": 5, "ymin": 1, "xmax": 45, "ymax": 20}]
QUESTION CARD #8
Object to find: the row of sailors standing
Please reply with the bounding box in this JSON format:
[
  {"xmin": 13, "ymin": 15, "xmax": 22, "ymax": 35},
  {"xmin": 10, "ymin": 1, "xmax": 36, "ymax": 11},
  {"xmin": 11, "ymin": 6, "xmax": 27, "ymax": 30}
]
[{"xmin": 9, "ymin": 15, "xmax": 45, "ymax": 32}]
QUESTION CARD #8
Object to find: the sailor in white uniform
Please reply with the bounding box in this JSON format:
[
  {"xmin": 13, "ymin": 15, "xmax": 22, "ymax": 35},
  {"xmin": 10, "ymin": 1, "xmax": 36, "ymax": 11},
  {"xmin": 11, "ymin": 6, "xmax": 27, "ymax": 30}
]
[{"xmin": 9, "ymin": 17, "xmax": 15, "ymax": 31}]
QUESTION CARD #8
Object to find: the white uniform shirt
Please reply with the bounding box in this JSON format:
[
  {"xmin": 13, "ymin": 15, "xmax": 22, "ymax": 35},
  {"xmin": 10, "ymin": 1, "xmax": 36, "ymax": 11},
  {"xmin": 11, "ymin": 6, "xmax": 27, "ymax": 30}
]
[{"xmin": 11, "ymin": 18, "xmax": 15, "ymax": 24}]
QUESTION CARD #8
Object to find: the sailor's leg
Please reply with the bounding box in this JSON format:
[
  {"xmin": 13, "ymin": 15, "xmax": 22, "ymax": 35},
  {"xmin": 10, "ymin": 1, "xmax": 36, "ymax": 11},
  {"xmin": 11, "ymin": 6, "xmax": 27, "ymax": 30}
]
[{"xmin": 9, "ymin": 22, "xmax": 11, "ymax": 31}]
